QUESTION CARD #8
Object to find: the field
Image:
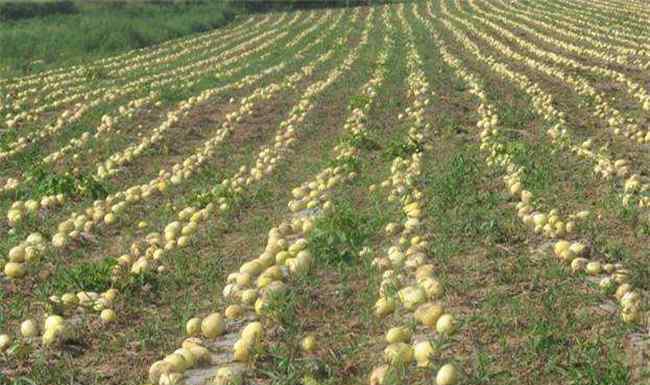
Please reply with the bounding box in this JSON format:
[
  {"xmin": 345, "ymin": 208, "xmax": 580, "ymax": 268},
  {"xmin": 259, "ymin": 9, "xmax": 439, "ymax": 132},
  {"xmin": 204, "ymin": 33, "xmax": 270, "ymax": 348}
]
[
  {"xmin": 0, "ymin": 1, "xmax": 236, "ymax": 76},
  {"xmin": 0, "ymin": 1, "xmax": 649, "ymax": 384}
]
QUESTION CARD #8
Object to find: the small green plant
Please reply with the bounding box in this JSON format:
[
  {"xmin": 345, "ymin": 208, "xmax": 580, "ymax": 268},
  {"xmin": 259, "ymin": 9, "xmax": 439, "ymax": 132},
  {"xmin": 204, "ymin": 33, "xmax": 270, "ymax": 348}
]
[
  {"xmin": 345, "ymin": 131, "xmax": 380, "ymax": 151},
  {"xmin": 348, "ymin": 94, "xmax": 371, "ymax": 110},
  {"xmin": 123, "ymin": 269, "xmax": 162, "ymax": 298},
  {"xmin": 308, "ymin": 203, "xmax": 370, "ymax": 266},
  {"xmin": 383, "ymin": 137, "xmax": 422, "ymax": 159},
  {"xmin": 265, "ymin": 289, "xmax": 299, "ymax": 331},
  {"xmin": 21, "ymin": 168, "xmax": 109, "ymax": 200},
  {"xmin": 49, "ymin": 258, "xmax": 117, "ymax": 294},
  {"xmin": 0, "ymin": 128, "xmax": 18, "ymax": 152},
  {"xmin": 184, "ymin": 180, "xmax": 235, "ymax": 208}
]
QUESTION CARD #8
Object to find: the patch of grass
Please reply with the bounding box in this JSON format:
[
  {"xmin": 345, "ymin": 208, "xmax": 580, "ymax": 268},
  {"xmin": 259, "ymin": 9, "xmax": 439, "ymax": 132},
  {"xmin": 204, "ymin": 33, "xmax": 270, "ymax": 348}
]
[
  {"xmin": 427, "ymin": 149, "xmax": 511, "ymax": 249},
  {"xmin": 348, "ymin": 94, "xmax": 371, "ymax": 110},
  {"xmin": 564, "ymin": 341, "xmax": 630, "ymax": 385},
  {"xmin": 505, "ymin": 140, "xmax": 553, "ymax": 193},
  {"xmin": 46, "ymin": 257, "xmax": 117, "ymax": 294},
  {"xmin": 0, "ymin": 1, "xmax": 237, "ymax": 76},
  {"xmin": 257, "ymin": 343, "xmax": 305, "ymax": 385}
]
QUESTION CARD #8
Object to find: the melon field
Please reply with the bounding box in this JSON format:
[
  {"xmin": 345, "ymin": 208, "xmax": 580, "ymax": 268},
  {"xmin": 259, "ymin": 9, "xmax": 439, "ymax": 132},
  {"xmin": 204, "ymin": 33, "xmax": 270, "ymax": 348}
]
[{"xmin": 1, "ymin": 1, "xmax": 649, "ymax": 384}]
